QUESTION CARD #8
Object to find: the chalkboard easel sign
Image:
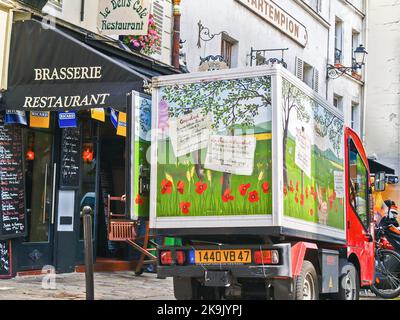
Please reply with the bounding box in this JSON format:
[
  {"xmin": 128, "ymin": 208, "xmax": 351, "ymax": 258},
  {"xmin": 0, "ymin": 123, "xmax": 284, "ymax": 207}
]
[
  {"xmin": 0, "ymin": 115, "xmax": 26, "ymax": 240},
  {"xmin": 60, "ymin": 127, "xmax": 81, "ymax": 187},
  {"xmin": 0, "ymin": 240, "xmax": 12, "ymax": 278}
]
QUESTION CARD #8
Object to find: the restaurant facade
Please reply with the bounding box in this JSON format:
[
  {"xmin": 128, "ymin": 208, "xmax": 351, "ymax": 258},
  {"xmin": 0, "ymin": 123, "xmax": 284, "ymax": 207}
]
[{"xmin": 0, "ymin": 12, "xmax": 178, "ymax": 276}]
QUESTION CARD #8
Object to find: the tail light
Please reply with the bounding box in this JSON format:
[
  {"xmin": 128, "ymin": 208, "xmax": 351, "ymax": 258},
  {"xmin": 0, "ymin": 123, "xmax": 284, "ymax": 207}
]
[
  {"xmin": 160, "ymin": 250, "xmax": 186, "ymax": 266},
  {"xmin": 160, "ymin": 251, "xmax": 173, "ymax": 265},
  {"xmin": 253, "ymin": 250, "xmax": 279, "ymax": 265},
  {"xmin": 176, "ymin": 251, "xmax": 186, "ymax": 265}
]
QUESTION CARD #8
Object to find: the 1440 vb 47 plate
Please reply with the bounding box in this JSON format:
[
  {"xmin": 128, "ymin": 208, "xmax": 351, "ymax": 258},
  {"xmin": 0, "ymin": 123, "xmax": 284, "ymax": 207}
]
[{"xmin": 195, "ymin": 249, "xmax": 252, "ymax": 264}]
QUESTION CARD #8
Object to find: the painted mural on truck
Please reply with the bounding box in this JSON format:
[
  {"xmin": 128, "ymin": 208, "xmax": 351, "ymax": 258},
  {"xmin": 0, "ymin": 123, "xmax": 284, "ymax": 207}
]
[
  {"xmin": 134, "ymin": 94, "xmax": 152, "ymax": 217},
  {"xmin": 155, "ymin": 76, "xmax": 273, "ymax": 217},
  {"xmin": 282, "ymin": 79, "xmax": 345, "ymax": 230}
]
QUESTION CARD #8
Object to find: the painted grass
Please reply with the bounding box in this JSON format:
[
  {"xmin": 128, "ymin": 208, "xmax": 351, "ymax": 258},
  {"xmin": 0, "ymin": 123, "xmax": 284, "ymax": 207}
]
[
  {"xmin": 156, "ymin": 139, "xmax": 272, "ymax": 217},
  {"xmin": 283, "ymin": 138, "xmax": 345, "ymax": 230}
]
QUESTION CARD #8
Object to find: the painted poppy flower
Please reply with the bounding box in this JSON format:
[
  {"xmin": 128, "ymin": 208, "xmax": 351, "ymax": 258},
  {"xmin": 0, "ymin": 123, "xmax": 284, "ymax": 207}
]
[
  {"xmin": 179, "ymin": 201, "xmax": 191, "ymax": 215},
  {"xmin": 239, "ymin": 183, "xmax": 251, "ymax": 196},
  {"xmin": 222, "ymin": 189, "xmax": 235, "ymax": 203},
  {"xmin": 195, "ymin": 181, "xmax": 208, "ymax": 195},
  {"xmin": 305, "ymin": 187, "xmax": 309, "ymax": 199},
  {"xmin": 177, "ymin": 180, "xmax": 185, "ymax": 195},
  {"xmin": 262, "ymin": 181, "xmax": 270, "ymax": 194},
  {"xmin": 296, "ymin": 181, "xmax": 299, "ymax": 192},
  {"xmin": 300, "ymin": 194, "xmax": 304, "ymax": 206},
  {"xmin": 310, "ymin": 208, "xmax": 314, "ymax": 216},
  {"xmin": 295, "ymin": 194, "xmax": 299, "ymax": 203},
  {"xmin": 161, "ymin": 179, "xmax": 173, "ymax": 195},
  {"xmin": 289, "ymin": 185, "xmax": 294, "ymax": 193},
  {"xmin": 310, "ymin": 186, "xmax": 314, "ymax": 194},
  {"xmin": 248, "ymin": 190, "xmax": 259, "ymax": 203},
  {"xmin": 329, "ymin": 197, "xmax": 333, "ymax": 210},
  {"xmin": 135, "ymin": 194, "xmax": 143, "ymax": 205},
  {"xmin": 332, "ymin": 191, "xmax": 337, "ymax": 200},
  {"xmin": 283, "ymin": 185, "xmax": 288, "ymax": 197},
  {"xmin": 339, "ymin": 198, "xmax": 343, "ymax": 205}
]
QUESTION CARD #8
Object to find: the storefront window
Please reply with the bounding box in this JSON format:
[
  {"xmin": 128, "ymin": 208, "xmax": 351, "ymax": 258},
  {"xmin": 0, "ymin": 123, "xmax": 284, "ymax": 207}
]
[{"xmin": 24, "ymin": 129, "xmax": 54, "ymax": 243}]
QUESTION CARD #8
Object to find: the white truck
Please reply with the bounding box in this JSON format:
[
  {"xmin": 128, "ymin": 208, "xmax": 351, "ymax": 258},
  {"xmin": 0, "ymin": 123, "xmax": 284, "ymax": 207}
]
[{"xmin": 149, "ymin": 65, "xmax": 377, "ymax": 300}]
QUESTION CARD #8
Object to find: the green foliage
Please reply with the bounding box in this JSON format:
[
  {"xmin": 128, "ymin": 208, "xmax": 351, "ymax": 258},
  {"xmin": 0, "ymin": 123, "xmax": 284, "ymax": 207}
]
[{"xmin": 161, "ymin": 76, "xmax": 272, "ymax": 131}]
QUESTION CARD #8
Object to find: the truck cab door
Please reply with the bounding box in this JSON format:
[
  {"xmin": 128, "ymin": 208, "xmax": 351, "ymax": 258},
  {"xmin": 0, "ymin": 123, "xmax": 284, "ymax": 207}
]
[{"xmin": 345, "ymin": 128, "xmax": 375, "ymax": 286}]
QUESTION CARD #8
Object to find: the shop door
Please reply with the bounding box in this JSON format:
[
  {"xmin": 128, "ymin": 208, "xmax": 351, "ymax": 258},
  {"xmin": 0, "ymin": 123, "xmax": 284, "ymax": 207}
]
[{"xmin": 14, "ymin": 129, "xmax": 57, "ymax": 271}]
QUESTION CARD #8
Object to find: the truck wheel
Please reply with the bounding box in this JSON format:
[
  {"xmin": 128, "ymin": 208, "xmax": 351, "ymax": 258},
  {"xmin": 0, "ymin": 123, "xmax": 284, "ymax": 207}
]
[
  {"xmin": 332, "ymin": 263, "xmax": 359, "ymax": 300},
  {"xmin": 294, "ymin": 260, "xmax": 319, "ymax": 300}
]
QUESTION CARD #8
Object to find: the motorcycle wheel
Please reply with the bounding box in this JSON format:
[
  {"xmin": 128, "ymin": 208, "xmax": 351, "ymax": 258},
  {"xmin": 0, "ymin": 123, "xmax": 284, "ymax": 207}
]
[{"xmin": 371, "ymin": 249, "xmax": 400, "ymax": 299}]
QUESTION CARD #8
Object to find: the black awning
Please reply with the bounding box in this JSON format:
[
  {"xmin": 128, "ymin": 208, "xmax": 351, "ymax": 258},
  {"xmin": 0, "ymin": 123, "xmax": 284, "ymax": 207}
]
[
  {"xmin": 368, "ymin": 158, "xmax": 395, "ymax": 175},
  {"xmin": 3, "ymin": 19, "xmax": 155, "ymax": 111}
]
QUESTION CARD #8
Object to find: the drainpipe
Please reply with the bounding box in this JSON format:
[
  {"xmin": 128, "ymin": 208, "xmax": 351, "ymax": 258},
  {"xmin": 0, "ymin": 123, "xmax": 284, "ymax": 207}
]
[
  {"xmin": 361, "ymin": 0, "xmax": 369, "ymax": 145},
  {"xmin": 172, "ymin": 0, "xmax": 181, "ymax": 68},
  {"xmin": 80, "ymin": 0, "xmax": 85, "ymax": 22}
]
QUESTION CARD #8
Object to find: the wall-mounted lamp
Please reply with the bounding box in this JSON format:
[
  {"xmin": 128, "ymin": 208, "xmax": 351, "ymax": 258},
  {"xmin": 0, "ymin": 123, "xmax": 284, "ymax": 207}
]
[
  {"xmin": 197, "ymin": 20, "xmax": 227, "ymax": 48},
  {"xmin": 83, "ymin": 148, "xmax": 94, "ymax": 163},
  {"xmin": 26, "ymin": 150, "xmax": 35, "ymax": 161},
  {"xmin": 327, "ymin": 44, "xmax": 368, "ymax": 79}
]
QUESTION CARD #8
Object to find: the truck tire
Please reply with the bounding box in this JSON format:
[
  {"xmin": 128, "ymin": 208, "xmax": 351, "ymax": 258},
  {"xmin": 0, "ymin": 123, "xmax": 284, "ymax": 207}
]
[
  {"xmin": 332, "ymin": 263, "xmax": 359, "ymax": 300},
  {"xmin": 294, "ymin": 260, "xmax": 319, "ymax": 300}
]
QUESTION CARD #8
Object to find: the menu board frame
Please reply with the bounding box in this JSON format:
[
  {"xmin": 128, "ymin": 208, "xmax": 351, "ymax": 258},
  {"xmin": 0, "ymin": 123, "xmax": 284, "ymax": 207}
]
[
  {"xmin": 60, "ymin": 125, "xmax": 82, "ymax": 188},
  {"xmin": 0, "ymin": 116, "xmax": 27, "ymax": 240}
]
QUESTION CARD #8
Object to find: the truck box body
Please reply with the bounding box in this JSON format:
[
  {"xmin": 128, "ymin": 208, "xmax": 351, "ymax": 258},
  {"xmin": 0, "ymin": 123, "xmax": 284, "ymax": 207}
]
[{"xmin": 150, "ymin": 65, "xmax": 346, "ymax": 244}]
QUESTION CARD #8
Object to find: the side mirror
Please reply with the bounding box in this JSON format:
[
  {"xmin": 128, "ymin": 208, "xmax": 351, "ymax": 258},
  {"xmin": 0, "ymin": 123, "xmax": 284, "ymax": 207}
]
[{"xmin": 374, "ymin": 171, "xmax": 386, "ymax": 192}]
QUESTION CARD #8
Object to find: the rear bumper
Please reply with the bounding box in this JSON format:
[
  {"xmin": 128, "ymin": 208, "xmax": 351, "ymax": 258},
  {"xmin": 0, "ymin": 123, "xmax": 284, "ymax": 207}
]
[{"xmin": 157, "ymin": 243, "xmax": 292, "ymax": 279}]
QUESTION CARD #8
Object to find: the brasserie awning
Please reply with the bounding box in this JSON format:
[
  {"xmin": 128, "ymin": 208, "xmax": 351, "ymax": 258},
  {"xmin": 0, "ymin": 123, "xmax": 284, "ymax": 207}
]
[{"xmin": 2, "ymin": 18, "xmax": 177, "ymax": 111}]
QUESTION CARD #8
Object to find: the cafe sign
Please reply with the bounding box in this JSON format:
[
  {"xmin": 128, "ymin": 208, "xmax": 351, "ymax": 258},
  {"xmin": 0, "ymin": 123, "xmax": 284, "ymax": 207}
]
[
  {"xmin": 97, "ymin": 0, "xmax": 151, "ymax": 36},
  {"xmin": 235, "ymin": 0, "xmax": 308, "ymax": 47}
]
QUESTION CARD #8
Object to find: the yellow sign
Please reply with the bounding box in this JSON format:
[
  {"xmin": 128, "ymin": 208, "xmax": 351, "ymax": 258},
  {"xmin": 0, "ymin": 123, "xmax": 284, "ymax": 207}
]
[
  {"xmin": 116, "ymin": 111, "xmax": 127, "ymax": 137},
  {"xmin": 91, "ymin": 108, "xmax": 105, "ymax": 122},
  {"xmin": 30, "ymin": 111, "xmax": 50, "ymax": 128}
]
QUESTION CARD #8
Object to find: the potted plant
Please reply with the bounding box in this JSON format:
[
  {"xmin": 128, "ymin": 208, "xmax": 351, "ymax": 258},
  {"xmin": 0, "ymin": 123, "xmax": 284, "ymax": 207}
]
[
  {"xmin": 122, "ymin": 14, "xmax": 161, "ymax": 56},
  {"xmin": 351, "ymin": 70, "xmax": 362, "ymax": 81}
]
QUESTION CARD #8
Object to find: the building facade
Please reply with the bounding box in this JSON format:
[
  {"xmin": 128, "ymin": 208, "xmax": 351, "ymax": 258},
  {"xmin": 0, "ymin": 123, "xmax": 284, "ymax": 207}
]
[
  {"xmin": 365, "ymin": 0, "xmax": 400, "ymax": 175},
  {"xmin": 179, "ymin": 0, "xmax": 367, "ymax": 135}
]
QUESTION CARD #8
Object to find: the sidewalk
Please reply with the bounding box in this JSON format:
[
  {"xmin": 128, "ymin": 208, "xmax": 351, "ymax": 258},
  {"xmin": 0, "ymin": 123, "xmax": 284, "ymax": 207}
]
[{"xmin": 0, "ymin": 272, "xmax": 175, "ymax": 300}]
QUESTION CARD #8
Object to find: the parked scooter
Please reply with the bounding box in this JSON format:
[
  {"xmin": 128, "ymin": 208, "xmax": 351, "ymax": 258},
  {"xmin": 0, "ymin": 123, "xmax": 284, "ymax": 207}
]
[{"xmin": 370, "ymin": 201, "xmax": 400, "ymax": 299}]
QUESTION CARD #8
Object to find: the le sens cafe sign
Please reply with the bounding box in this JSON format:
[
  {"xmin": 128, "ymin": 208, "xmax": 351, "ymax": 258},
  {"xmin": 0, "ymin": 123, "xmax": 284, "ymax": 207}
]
[
  {"xmin": 235, "ymin": 0, "xmax": 308, "ymax": 47},
  {"xmin": 98, "ymin": 0, "xmax": 151, "ymax": 36}
]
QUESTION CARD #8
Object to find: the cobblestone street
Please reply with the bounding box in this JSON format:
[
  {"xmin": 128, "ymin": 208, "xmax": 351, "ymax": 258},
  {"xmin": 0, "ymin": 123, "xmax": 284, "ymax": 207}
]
[
  {"xmin": 0, "ymin": 272, "xmax": 175, "ymax": 300},
  {"xmin": 0, "ymin": 271, "xmax": 394, "ymax": 300}
]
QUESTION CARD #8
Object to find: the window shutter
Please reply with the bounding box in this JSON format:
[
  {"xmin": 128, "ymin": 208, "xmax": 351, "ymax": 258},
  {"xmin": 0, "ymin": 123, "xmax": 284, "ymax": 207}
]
[
  {"xmin": 152, "ymin": 0, "xmax": 164, "ymax": 56},
  {"xmin": 313, "ymin": 68, "xmax": 319, "ymax": 93},
  {"xmin": 150, "ymin": 0, "xmax": 172, "ymax": 64},
  {"xmin": 295, "ymin": 57, "xmax": 304, "ymax": 81}
]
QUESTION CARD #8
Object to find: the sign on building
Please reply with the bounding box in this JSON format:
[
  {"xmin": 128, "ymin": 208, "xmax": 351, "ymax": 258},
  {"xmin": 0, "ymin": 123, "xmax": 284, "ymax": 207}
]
[
  {"xmin": 97, "ymin": 0, "xmax": 151, "ymax": 36},
  {"xmin": 235, "ymin": 0, "xmax": 308, "ymax": 47}
]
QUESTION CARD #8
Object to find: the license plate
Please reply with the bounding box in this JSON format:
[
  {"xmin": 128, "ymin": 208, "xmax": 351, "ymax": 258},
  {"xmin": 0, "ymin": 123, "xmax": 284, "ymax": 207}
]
[{"xmin": 195, "ymin": 249, "xmax": 252, "ymax": 264}]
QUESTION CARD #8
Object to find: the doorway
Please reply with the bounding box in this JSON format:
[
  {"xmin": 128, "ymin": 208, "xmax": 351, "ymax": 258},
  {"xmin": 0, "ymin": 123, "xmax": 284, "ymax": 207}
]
[{"xmin": 14, "ymin": 127, "xmax": 58, "ymax": 271}]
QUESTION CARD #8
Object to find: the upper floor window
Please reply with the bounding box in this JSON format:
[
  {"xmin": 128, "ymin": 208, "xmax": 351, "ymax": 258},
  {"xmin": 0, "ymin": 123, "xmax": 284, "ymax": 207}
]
[
  {"xmin": 303, "ymin": 0, "xmax": 322, "ymax": 12},
  {"xmin": 335, "ymin": 18, "xmax": 343, "ymax": 64},
  {"xmin": 348, "ymin": 139, "xmax": 369, "ymax": 230},
  {"xmin": 351, "ymin": 102, "xmax": 360, "ymax": 133},
  {"xmin": 295, "ymin": 57, "xmax": 319, "ymax": 93},
  {"xmin": 221, "ymin": 35, "xmax": 238, "ymax": 68},
  {"xmin": 333, "ymin": 95, "xmax": 343, "ymax": 112}
]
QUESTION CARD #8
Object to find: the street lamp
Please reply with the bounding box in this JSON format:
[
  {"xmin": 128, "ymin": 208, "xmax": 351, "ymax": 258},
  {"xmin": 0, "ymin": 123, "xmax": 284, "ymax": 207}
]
[{"xmin": 327, "ymin": 44, "xmax": 368, "ymax": 79}]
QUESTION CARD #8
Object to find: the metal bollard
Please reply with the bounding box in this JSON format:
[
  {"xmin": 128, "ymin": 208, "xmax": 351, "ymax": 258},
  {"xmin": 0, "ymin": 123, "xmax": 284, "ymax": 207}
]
[{"xmin": 83, "ymin": 206, "xmax": 94, "ymax": 300}]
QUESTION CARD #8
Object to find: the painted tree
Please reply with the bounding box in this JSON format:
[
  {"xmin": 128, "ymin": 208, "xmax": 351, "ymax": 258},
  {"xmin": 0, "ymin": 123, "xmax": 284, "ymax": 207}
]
[
  {"xmin": 161, "ymin": 76, "xmax": 272, "ymax": 194},
  {"xmin": 282, "ymin": 80, "xmax": 311, "ymax": 187}
]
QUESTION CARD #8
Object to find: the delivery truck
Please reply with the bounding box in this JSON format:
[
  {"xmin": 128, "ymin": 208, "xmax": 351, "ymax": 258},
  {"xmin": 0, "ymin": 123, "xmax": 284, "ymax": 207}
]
[{"xmin": 148, "ymin": 65, "xmax": 380, "ymax": 300}]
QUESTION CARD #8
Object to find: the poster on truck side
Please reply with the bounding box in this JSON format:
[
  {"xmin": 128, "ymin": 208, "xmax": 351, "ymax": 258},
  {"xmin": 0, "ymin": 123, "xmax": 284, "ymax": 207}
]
[
  {"xmin": 281, "ymin": 79, "xmax": 345, "ymax": 230},
  {"xmin": 155, "ymin": 76, "xmax": 273, "ymax": 218}
]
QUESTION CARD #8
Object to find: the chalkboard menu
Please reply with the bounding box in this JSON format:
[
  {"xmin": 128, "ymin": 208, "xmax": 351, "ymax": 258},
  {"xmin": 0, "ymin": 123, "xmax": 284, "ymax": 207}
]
[
  {"xmin": 0, "ymin": 240, "xmax": 12, "ymax": 278},
  {"xmin": 60, "ymin": 127, "xmax": 81, "ymax": 187},
  {"xmin": 0, "ymin": 116, "xmax": 26, "ymax": 240}
]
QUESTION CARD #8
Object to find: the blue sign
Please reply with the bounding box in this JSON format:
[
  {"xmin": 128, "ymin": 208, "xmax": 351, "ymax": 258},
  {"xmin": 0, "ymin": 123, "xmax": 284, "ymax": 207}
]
[
  {"xmin": 5, "ymin": 110, "xmax": 27, "ymax": 125},
  {"xmin": 58, "ymin": 111, "xmax": 77, "ymax": 128},
  {"xmin": 110, "ymin": 108, "xmax": 119, "ymax": 128}
]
